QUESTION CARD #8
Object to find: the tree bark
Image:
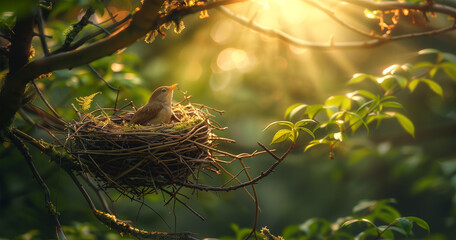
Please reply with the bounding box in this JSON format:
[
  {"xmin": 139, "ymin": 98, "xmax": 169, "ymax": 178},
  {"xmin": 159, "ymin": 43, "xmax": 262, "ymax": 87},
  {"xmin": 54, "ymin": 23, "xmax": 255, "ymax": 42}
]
[{"xmin": 0, "ymin": 13, "xmax": 35, "ymax": 130}]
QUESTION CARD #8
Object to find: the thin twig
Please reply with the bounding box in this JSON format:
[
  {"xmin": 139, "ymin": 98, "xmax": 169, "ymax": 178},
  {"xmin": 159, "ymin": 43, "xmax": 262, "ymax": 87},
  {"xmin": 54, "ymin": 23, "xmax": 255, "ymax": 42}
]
[
  {"xmin": 31, "ymin": 79, "xmax": 64, "ymax": 119},
  {"xmin": 88, "ymin": 21, "xmax": 112, "ymax": 35},
  {"xmin": 178, "ymin": 142, "xmax": 295, "ymax": 192},
  {"xmin": 86, "ymin": 64, "xmax": 119, "ymax": 91},
  {"xmin": 6, "ymin": 130, "xmax": 66, "ymax": 239},
  {"xmin": 36, "ymin": 8, "xmax": 50, "ymax": 56}
]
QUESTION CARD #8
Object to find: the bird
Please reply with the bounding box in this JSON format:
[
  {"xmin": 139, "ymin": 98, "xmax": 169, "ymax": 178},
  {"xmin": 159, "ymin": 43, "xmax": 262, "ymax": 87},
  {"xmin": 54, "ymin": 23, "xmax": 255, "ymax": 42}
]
[{"xmin": 130, "ymin": 84, "xmax": 177, "ymax": 125}]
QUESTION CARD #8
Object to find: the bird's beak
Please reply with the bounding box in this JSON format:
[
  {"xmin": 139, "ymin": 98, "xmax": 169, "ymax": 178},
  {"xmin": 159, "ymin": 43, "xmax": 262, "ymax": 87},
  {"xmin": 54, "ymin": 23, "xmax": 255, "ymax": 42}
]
[{"xmin": 168, "ymin": 84, "xmax": 178, "ymax": 93}]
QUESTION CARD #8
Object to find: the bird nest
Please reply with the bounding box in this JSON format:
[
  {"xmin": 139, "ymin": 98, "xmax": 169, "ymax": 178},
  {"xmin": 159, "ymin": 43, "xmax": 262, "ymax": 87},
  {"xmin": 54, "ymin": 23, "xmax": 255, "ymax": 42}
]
[{"xmin": 65, "ymin": 103, "xmax": 226, "ymax": 197}]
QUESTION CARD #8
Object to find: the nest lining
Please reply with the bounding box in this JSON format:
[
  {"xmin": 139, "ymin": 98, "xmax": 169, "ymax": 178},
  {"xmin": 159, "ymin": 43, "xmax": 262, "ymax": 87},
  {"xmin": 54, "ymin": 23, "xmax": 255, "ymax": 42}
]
[{"xmin": 66, "ymin": 103, "xmax": 221, "ymax": 197}]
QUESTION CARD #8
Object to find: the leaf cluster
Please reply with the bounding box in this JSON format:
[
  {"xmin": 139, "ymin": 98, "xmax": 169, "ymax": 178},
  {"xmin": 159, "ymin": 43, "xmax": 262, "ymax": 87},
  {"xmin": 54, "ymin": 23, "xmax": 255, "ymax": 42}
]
[
  {"xmin": 279, "ymin": 199, "xmax": 430, "ymax": 240},
  {"xmin": 265, "ymin": 49, "xmax": 456, "ymax": 157}
]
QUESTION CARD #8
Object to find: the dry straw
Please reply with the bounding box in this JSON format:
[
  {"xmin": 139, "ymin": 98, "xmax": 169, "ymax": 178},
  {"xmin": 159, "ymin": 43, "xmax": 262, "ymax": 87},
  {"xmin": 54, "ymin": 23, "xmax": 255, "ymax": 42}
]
[{"xmin": 66, "ymin": 103, "xmax": 229, "ymax": 198}]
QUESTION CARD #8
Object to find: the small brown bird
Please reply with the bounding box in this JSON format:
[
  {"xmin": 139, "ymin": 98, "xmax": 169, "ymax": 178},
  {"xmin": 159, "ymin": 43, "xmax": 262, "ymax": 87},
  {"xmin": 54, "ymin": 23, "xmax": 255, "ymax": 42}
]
[{"xmin": 130, "ymin": 84, "xmax": 177, "ymax": 125}]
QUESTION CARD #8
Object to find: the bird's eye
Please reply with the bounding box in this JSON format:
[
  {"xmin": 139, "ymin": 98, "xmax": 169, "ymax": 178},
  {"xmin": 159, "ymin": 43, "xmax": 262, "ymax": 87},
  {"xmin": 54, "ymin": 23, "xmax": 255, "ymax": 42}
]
[{"xmin": 162, "ymin": 89, "xmax": 166, "ymax": 92}]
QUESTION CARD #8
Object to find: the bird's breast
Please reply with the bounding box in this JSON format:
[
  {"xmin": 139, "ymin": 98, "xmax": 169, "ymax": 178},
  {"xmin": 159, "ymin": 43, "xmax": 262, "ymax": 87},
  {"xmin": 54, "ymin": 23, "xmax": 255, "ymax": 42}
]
[{"xmin": 148, "ymin": 105, "xmax": 172, "ymax": 125}]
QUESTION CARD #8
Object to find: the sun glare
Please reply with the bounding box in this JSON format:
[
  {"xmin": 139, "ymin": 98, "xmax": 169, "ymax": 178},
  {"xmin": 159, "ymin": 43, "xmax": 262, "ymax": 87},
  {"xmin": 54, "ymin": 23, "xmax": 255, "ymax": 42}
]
[{"xmin": 210, "ymin": 0, "xmax": 366, "ymax": 93}]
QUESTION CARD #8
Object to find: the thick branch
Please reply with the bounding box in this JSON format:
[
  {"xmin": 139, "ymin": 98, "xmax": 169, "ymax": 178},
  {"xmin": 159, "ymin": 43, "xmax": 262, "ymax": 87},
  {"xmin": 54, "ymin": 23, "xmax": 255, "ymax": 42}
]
[
  {"xmin": 0, "ymin": 13, "xmax": 35, "ymax": 131},
  {"xmin": 0, "ymin": 0, "xmax": 248, "ymax": 131},
  {"xmin": 13, "ymin": 0, "xmax": 248, "ymax": 85}
]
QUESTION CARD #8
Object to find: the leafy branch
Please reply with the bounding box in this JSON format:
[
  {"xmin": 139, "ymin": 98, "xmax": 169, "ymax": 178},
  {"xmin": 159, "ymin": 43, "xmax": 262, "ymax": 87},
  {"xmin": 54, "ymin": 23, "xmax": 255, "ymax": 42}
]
[{"xmin": 266, "ymin": 49, "xmax": 456, "ymax": 157}]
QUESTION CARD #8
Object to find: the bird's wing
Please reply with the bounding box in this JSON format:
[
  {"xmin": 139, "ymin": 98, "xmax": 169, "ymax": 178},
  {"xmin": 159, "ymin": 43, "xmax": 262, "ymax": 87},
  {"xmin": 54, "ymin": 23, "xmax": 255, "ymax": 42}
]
[{"xmin": 130, "ymin": 102, "xmax": 162, "ymax": 125}]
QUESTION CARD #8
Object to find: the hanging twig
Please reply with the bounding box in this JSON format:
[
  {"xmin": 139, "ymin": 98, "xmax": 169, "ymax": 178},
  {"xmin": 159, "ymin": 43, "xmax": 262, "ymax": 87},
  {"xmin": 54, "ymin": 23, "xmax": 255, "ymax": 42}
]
[
  {"xmin": 36, "ymin": 7, "xmax": 50, "ymax": 56},
  {"xmin": 31, "ymin": 79, "xmax": 64, "ymax": 120},
  {"xmin": 86, "ymin": 64, "xmax": 120, "ymax": 91},
  {"xmin": 6, "ymin": 130, "xmax": 67, "ymax": 240}
]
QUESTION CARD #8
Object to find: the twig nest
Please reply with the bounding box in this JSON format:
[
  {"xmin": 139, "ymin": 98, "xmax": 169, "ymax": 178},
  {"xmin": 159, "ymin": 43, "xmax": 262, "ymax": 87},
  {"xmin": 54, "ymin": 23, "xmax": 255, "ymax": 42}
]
[{"xmin": 66, "ymin": 103, "xmax": 220, "ymax": 197}]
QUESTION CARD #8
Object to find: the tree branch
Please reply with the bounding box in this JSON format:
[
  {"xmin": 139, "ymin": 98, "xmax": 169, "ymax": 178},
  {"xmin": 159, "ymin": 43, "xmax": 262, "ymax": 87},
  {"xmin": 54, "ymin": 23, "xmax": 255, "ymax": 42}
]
[
  {"xmin": 302, "ymin": 0, "xmax": 385, "ymax": 39},
  {"xmin": 343, "ymin": 0, "xmax": 456, "ymax": 16},
  {"xmin": 6, "ymin": 129, "xmax": 66, "ymax": 239},
  {"xmin": 230, "ymin": 0, "xmax": 456, "ymax": 50},
  {"xmin": 177, "ymin": 142, "xmax": 295, "ymax": 192}
]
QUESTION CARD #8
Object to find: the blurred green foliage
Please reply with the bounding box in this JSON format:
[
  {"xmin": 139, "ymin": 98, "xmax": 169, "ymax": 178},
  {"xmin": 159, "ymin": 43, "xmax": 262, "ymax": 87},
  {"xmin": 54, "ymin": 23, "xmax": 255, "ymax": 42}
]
[{"xmin": 1, "ymin": 0, "xmax": 456, "ymax": 239}]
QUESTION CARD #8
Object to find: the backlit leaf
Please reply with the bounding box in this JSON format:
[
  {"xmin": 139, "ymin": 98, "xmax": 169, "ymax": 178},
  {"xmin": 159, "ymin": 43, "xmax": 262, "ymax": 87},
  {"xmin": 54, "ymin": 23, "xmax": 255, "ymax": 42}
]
[
  {"xmin": 381, "ymin": 101, "xmax": 403, "ymax": 109},
  {"xmin": 305, "ymin": 138, "xmax": 330, "ymax": 151},
  {"xmin": 294, "ymin": 119, "xmax": 317, "ymax": 128},
  {"xmin": 412, "ymin": 61, "xmax": 434, "ymax": 70},
  {"xmin": 408, "ymin": 78, "xmax": 443, "ymax": 97},
  {"xmin": 408, "ymin": 79, "xmax": 420, "ymax": 92},
  {"xmin": 271, "ymin": 129, "xmax": 293, "ymax": 144},
  {"xmin": 347, "ymin": 73, "xmax": 376, "ymax": 85},
  {"xmin": 298, "ymin": 127, "xmax": 315, "ymax": 139},
  {"xmin": 440, "ymin": 62, "xmax": 456, "ymax": 81},
  {"xmin": 357, "ymin": 90, "xmax": 377, "ymax": 100},
  {"xmin": 418, "ymin": 48, "xmax": 441, "ymax": 55},
  {"xmin": 382, "ymin": 64, "xmax": 400, "ymax": 75},
  {"xmin": 421, "ymin": 79, "xmax": 443, "ymax": 97},
  {"xmin": 284, "ymin": 103, "xmax": 307, "ymax": 120},
  {"xmin": 304, "ymin": 104, "xmax": 324, "ymax": 119},
  {"xmin": 388, "ymin": 112, "xmax": 415, "ymax": 137},
  {"xmin": 264, "ymin": 121, "xmax": 293, "ymax": 131}
]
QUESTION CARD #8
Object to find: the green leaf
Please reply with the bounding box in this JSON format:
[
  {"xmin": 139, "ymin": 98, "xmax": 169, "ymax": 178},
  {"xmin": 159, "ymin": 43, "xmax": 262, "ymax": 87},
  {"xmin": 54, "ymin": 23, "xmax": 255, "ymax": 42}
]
[
  {"xmin": 341, "ymin": 218, "xmax": 379, "ymax": 232},
  {"xmin": 271, "ymin": 129, "xmax": 293, "ymax": 144},
  {"xmin": 442, "ymin": 52, "xmax": 456, "ymax": 63},
  {"xmin": 294, "ymin": 119, "xmax": 317, "ymax": 128},
  {"xmin": 421, "ymin": 79, "xmax": 443, "ymax": 97},
  {"xmin": 304, "ymin": 104, "xmax": 324, "ymax": 119},
  {"xmin": 394, "ymin": 75, "xmax": 408, "ymax": 88},
  {"xmin": 325, "ymin": 95, "xmax": 351, "ymax": 117},
  {"xmin": 377, "ymin": 225, "xmax": 395, "ymax": 239},
  {"xmin": 439, "ymin": 62, "xmax": 456, "ymax": 81},
  {"xmin": 408, "ymin": 79, "xmax": 420, "ymax": 92},
  {"xmin": 388, "ymin": 112, "xmax": 415, "ymax": 137},
  {"xmin": 284, "ymin": 103, "xmax": 307, "ymax": 120},
  {"xmin": 347, "ymin": 73, "xmax": 376, "ymax": 85},
  {"xmin": 412, "ymin": 61, "xmax": 434, "ymax": 70},
  {"xmin": 298, "ymin": 127, "xmax": 316, "ymax": 139},
  {"xmin": 305, "ymin": 138, "xmax": 330, "ymax": 151},
  {"xmin": 386, "ymin": 225, "xmax": 408, "ymax": 236},
  {"xmin": 357, "ymin": 90, "xmax": 377, "ymax": 100},
  {"xmin": 353, "ymin": 200, "xmax": 377, "ymax": 214},
  {"xmin": 397, "ymin": 218, "xmax": 413, "ymax": 236},
  {"xmin": 381, "ymin": 101, "xmax": 403, "ymax": 109},
  {"xmin": 382, "ymin": 64, "xmax": 400, "ymax": 75},
  {"xmin": 429, "ymin": 66, "xmax": 439, "ymax": 78},
  {"xmin": 418, "ymin": 48, "xmax": 441, "ymax": 55},
  {"xmin": 408, "ymin": 78, "xmax": 443, "ymax": 97},
  {"xmin": 405, "ymin": 216, "xmax": 430, "ymax": 233},
  {"xmin": 264, "ymin": 121, "xmax": 294, "ymax": 131},
  {"xmin": 346, "ymin": 111, "xmax": 369, "ymax": 133}
]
